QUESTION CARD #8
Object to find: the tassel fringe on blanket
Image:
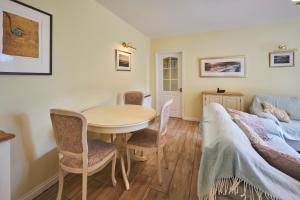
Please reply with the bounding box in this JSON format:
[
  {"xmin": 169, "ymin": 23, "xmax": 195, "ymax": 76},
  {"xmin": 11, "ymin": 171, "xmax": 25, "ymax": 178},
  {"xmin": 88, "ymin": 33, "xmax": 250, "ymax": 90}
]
[{"xmin": 199, "ymin": 177, "xmax": 280, "ymax": 200}]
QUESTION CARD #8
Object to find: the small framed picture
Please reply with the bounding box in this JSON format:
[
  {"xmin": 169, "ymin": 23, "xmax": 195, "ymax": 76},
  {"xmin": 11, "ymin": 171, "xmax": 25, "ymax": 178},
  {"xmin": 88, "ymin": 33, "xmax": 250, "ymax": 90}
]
[
  {"xmin": 269, "ymin": 51, "xmax": 295, "ymax": 68},
  {"xmin": 199, "ymin": 56, "xmax": 246, "ymax": 77},
  {"xmin": 115, "ymin": 50, "xmax": 131, "ymax": 71},
  {"xmin": 0, "ymin": 0, "xmax": 52, "ymax": 75}
]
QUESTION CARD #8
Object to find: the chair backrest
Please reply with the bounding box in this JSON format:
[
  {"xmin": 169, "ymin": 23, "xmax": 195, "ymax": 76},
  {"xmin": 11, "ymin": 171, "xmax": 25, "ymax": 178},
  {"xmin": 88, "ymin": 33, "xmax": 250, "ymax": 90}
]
[
  {"xmin": 124, "ymin": 91, "xmax": 144, "ymax": 105},
  {"xmin": 157, "ymin": 99, "xmax": 173, "ymax": 143},
  {"xmin": 50, "ymin": 109, "xmax": 88, "ymax": 164}
]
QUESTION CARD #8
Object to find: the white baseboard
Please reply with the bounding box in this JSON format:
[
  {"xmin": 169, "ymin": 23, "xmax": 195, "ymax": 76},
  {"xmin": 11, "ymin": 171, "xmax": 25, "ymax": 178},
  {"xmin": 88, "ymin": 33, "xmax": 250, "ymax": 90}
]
[
  {"xmin": 182, "ymin": 116, "xmax": 200, "ymax": 122},
  {"xmin": 18, "ymin": 174, "xmax": 59, "ymax": 200}
]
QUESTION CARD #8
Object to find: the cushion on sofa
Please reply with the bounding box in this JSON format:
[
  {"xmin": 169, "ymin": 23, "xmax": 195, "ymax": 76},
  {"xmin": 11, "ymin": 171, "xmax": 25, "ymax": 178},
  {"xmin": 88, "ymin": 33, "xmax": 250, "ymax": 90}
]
[
  {"xmin": 250, "ymin": 95, "xmax": 300, "ymax": 121},
  {"xmin": 252, "ymin": 142, "xmax": 300, "ymax": 181},
  {"xmin": 233, "ymin": 117, "xmax": 266, "ymax": 146},
  {"xmin": 261, "ymin": 101, "xmax": 290, "ymax": 122},
  {"xmin": 227, "ymin": 108, "xmax": 270, "ymax": 140},
  {"xmin": 256, "ymin": 112, "xmax": 281, "ymax": 126}
]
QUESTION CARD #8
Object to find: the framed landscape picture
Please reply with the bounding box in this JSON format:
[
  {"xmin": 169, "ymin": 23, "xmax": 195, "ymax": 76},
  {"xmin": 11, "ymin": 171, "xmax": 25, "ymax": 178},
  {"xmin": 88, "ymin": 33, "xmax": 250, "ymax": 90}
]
[
  {"xmin": 115, "ymin": 50, "xmax": 131, "ymax": 71},
  {"xmin": 200, "ymin": 56, "xmax": 246, "ymax": 77},
  {"xmin": 269, "ymin": 51, "xmax": 294, "ymax": 68},
  {"xmin": 0, "ymin": 0, "xmax": 52, "ymax": 75}
]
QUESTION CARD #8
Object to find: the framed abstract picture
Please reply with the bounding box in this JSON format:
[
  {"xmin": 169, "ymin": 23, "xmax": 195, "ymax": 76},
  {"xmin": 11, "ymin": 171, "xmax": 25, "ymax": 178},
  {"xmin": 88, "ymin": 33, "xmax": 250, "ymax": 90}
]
[
  {"xmin": 115, "ymin": 50, "xmax": 131, "ymax": 71},
  {"xmin": 0, "ymin": 0, "xmax": 52, "ymax": 75},
  {"xmin": 199, "ymin": 56, "xmax": 246, "ymax": 77},
  {"xmin": 269, "ymin": 51, "xmax": 295, "ymax": 68}
]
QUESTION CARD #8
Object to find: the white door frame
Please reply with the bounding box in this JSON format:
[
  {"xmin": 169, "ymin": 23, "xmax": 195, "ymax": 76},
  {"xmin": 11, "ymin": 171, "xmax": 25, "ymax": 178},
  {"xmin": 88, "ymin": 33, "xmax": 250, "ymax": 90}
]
[{"xmin": 155, "ymin": 50, "xmax": 184, "ymax": 118}]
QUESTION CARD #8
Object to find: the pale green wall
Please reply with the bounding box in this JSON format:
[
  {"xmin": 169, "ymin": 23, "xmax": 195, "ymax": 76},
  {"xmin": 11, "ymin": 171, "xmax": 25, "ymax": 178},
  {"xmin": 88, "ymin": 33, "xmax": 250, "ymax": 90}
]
[
  {"xmin": 151, "ymin": 21, "xmax": 300, "ymax": 119},
  {"xmin": 0, "ymin": 0, "xmax": 150, "ymax": 199}
]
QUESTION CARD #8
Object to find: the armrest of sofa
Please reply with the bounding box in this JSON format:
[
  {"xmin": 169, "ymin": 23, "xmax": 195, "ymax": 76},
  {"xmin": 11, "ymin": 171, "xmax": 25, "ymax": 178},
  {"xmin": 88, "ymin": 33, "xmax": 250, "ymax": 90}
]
[{"xmin": 249, "ymin": 95, "xmax": 264, "ymax": 115}]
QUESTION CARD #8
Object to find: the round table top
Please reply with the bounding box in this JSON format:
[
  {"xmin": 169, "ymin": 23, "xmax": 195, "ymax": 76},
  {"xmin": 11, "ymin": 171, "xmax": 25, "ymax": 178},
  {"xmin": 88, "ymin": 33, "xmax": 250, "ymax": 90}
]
[{"xmin": 82, "ymin": 105, "xmax": 156, "ymax": 134}]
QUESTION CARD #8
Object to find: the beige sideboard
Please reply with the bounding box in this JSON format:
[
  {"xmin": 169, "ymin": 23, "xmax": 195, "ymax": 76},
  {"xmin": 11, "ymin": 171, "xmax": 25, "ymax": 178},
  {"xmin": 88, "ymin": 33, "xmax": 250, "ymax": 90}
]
[{"xmin": 202, "ymin": 91, "xmax": 244, "ymax": 111}]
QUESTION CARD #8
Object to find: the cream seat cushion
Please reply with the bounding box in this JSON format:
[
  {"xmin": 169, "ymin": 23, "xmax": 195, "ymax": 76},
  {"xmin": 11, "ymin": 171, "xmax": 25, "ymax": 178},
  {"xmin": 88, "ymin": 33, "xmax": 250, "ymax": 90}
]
[{"xmin": 61, "ymin": 139, "xmax": 115, "ymax": 168}]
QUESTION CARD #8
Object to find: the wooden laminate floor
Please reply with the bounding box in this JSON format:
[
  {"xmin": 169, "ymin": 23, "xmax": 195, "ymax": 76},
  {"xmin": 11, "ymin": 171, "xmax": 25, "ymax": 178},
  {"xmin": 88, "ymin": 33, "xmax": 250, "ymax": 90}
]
[{"xmin": 34, "ymin": 118, "xmax": 201, "ymax": 200}]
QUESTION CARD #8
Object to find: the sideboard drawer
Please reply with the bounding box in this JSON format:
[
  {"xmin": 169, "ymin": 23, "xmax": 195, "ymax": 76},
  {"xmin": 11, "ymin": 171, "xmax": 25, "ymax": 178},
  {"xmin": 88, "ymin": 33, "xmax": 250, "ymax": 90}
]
[{"xmin": 202, "ymin": 91, "xmax": 244, "ymax": 111}]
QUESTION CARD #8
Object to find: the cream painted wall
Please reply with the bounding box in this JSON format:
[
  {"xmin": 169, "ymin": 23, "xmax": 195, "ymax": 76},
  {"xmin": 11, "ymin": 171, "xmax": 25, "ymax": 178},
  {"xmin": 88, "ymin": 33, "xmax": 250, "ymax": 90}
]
[
  {"xmin": 0, "ymin": 0, "xmax": 150, "ymax": 199},
  {"xmin": 151, "ymin": 21, "xmax": 300, "ymax": 120}
]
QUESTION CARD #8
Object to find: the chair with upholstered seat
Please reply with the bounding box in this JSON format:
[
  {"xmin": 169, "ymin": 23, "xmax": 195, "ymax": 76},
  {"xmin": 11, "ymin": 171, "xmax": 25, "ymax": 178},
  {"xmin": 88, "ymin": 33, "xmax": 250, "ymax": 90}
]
[
  {"xmin": 121, "ymin": 90, "xmax": 144, "ymax": 144},
  {"xmin": 124, "ymin": 91, "xmax": 144, "ymax": 105},
  {"xmin": 126, "ymin": 99, "xmax": 173, "ymax": 184},
  {"xmin": 50, "ymin": 109, "xmax": 117, "ymax": 200}
]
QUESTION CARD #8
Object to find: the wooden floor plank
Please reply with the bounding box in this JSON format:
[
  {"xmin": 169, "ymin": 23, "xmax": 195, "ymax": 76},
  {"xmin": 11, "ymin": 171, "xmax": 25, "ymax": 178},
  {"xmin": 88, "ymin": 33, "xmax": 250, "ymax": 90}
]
[
  {"xmin": 33, "ymin": 118, "xmax": 201, "ymax": 200},
  {"xmin": 34, "ymin": 182, "xmax": 70, "ymax": 200},
  {"xmin": 144, "ymin": 188, "xmax": 169, "ymax": 200},
  {"xmin": 95, "ymin": 178, "xmax": 125, "ymax": 200},
  {"xmin": 93, "ymin": 163, "xmax": 116, "ymax": 184},
  {"xmin": 189, "ymin": 126, "xmax": 202, "ymax": 200},
  {"xmin": 118, "ymin": 175, "xmax": 152, "ymax": 200},
  {"xmin": 168, "ymin": 158, "xmax": 194, "ymax": 200},
  {"xmin": 70, "ymin": 179, "xmax": 105, "ymax": 200},
  {"xmin": 63, "ymin": 175, "xmax": 83, "ymax": 199},
  {"xmin": 149, "ymin": 119, "xmax": 191, "ymax": 193},
  {"xmin": 168, "ymin": 123, "xmax": 198, "ymax": 200}
]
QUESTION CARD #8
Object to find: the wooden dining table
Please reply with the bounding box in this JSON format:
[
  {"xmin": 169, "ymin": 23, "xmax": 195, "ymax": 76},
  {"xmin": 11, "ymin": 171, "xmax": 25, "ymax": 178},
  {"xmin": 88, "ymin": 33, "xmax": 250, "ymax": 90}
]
[{"xmin": 82, "ymin": 104, "xmax": 156, "ymax": 190}]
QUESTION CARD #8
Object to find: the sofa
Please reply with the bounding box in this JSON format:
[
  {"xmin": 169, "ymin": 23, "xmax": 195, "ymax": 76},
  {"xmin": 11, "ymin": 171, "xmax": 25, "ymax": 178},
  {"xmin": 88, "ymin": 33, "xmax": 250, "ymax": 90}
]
[
  {"xmin": 250, "ymin": 95, "xmax": 300, "ymax": 151},
  {"xmin": 197, "ymin": 103, "xmax": 300, "ymax": 200}
]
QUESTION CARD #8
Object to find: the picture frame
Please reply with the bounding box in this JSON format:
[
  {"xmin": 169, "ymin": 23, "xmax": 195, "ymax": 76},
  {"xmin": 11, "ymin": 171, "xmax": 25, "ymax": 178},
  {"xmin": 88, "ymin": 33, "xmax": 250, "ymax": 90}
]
[
  {"xmin": 0, "ymin": 0, "xmax": 52, "ymax": 75},
  {"xmin": 199, "ymin": 56, "xmax": 246, "ymax": 77},
  {"xmin": 115, "ymin": 50, "xmax": 131, "ymax": 71},
  {"xmin": 269, "ymin": 51, "xmax": 295, "ymax": 68}
]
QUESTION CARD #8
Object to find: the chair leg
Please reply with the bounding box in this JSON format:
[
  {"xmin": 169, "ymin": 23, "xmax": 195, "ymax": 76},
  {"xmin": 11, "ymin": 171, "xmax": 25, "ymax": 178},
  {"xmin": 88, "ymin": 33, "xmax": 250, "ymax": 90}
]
[
  {"xmin": 56, "ymin": 166, "xmax": 64, "ymax": 200},
  {"xmin": 120, "ymin": 155, "xmax": 130, "ymax": 190},
  {"xmin": 112, "ymin": 153, "xmax": 117, "ymax": 187},
  {"xmin": 82, "ymin": 172, "xmax": 88, "ymax": 200},
  {"xmin": 157, "ymin": 149, "xmax": 162, "ymax": 184},
  {"xmin": 126, "ymin": 146, "xmax": 131, "ymax": 176},
  {"xmin": 163, "ymin": 146, "xmax": 169, "ymax": 169}
]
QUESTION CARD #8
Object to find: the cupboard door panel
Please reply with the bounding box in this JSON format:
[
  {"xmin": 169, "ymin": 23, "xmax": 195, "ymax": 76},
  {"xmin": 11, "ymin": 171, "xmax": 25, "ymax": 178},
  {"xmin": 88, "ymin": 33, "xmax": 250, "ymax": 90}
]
[
  {"xmin": 203, "ymin": 95, "xmax": 222, "ymax": 106},
  {"xmin": 222, "ymin": 96, "xmax": 241, "ymax": 110}
]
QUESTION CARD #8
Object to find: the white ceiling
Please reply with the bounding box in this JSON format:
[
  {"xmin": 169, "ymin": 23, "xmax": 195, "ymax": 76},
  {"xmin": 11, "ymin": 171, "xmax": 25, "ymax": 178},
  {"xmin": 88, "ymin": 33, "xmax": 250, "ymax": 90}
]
[{"xmin": 97, "ymin": 0, "xmax": 300, "ymax": 38}]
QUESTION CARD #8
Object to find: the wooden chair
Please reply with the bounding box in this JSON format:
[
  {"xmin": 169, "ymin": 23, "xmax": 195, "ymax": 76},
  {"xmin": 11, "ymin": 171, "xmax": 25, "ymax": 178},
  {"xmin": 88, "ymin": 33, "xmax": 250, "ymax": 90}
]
[
  {"xmin": 111, "ymin": 91, "xmax": 144, "ymax": 143},
  {"xmin": 124, "ymin": 91, "xmax": 144, "ymax": 105},
  {"xmin": 126, "ymin": 99, "xmax": 173, "ymax": 184},
  {"xmin": 119, "ymin": 91, "xmax": 144, "ymax": 144},
  {"xmin": 50, "ymin": 109, "xmax": 117, "ymax": 200}
]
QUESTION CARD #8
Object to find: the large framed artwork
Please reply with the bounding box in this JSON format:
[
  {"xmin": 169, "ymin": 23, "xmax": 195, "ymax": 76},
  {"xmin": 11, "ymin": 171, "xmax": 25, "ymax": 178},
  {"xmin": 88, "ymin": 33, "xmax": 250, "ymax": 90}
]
[
  {"xmin": 115, "ymin": 50, "xmax": 131, "ymax": 71},
  {"xmin": 199, "ymin": 56, "xmax": 246, "ymax": 77},
  {"xmin": 0, "ymin": 0, "xmax": 52, "ymax": 75},
  {"xmin": 269, "ymin": 51, "xmax": 295, "ymax": 68}
]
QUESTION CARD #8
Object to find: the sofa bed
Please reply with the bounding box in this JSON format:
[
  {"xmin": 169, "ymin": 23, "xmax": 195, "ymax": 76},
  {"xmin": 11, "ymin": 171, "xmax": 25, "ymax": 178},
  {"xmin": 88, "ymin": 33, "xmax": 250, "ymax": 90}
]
[
  {"xmin": 250, "ymin": 95, "xmax": 300, "ymax": 151},
  {"xmin": 198, "ymin": 101, "xmax": 300, "ymax": 200}
]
